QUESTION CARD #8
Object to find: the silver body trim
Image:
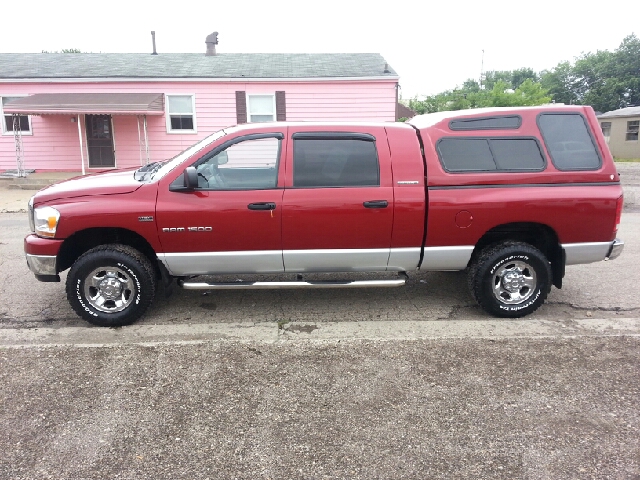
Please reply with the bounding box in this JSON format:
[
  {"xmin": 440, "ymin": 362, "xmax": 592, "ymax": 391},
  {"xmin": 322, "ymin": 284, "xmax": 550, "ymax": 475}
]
[
  {"xmin": 387, "ymin": 248, "xmax": 421, "ymax": 271},
  {"xmin": 420, "ymin": 246, "xmax": 475, "ymax": 271},
  {"xmin": 26, "ymin": 254, "xmax": 57, "ymax": 276},
  {"xmin": 283, "ymin": 249, "xmax": 390, "ymax": 273},
  {"xmin": 159, "ymin": 247, "xmax": 474, "ymax": 276},
  {"xmin": 159, "ymin": 251, "xmax": 284, "ymax": 276},
  {"xmin": 563, "ymin": 242, "xmax": 615, "ymax": 265}
]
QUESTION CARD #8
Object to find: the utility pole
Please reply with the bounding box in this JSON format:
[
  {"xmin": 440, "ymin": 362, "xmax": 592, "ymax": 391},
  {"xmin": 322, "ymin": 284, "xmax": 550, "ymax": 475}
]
[{"xmin": 480, "ymin": 49, "xmax": 485, "ymax": 90}]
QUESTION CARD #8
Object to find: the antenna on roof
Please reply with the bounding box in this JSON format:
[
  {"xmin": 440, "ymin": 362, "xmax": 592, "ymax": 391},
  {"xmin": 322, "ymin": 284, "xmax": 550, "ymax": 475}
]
[{"xmin": 151, "ymin": 31, "xmax": 158, "ymax": 55}]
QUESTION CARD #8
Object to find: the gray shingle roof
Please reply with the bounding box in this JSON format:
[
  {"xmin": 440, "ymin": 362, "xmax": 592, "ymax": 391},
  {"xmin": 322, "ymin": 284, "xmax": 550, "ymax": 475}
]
[
  {"xmin": 0, "ymin": 53, "xmax": 397, "ymax": 79},
  {"xmin": 597, "ymin": 106, "xmax": 640, "ymax": 118}
]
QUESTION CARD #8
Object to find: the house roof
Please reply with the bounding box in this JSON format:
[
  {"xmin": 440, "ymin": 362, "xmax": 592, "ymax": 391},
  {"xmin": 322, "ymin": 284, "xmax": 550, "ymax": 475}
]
[
  {"xmin": 0, "ymin": 53, "xmax": 398, "ymax": 80},
  {"xmin": 598, "ymin": 106, "xmax": 640, "ymax": 119}
]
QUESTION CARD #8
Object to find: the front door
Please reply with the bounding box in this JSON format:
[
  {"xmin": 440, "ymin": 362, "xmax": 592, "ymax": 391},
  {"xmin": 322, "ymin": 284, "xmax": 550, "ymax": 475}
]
[
  {"xmin": 86, "ymin": 114, "xmax": 115, "ymax": 168},
  {"xmin": 155, "ymin": 133, "xmax": 286, "ymax": 276}
]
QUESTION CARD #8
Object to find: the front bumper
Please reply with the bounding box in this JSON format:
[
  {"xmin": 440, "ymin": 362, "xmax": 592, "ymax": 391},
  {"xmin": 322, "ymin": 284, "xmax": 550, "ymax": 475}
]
[
  {"xmin": 605, "ymin": 238, "xmax": 624, "ymax": 261},
  {"xmin": 24, "ymin": 234, "xmax": 62, "ymax": 281}
]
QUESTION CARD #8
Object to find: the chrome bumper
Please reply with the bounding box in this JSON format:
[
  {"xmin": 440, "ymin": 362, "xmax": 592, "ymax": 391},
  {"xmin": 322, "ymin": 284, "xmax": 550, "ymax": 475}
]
[
  {"xmin": 26, "ymin": 254, "xmax": 57, "ymax": 276},
  {"xmin": 605, "ymin": 238, "xmax": 624, "ymax": 261}
]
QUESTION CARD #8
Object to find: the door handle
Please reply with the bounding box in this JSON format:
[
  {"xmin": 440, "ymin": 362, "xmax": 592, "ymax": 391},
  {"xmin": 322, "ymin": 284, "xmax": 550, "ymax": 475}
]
[
  {"xmin": 248, "ymin": 202, "xmax": 276, "ymax": 210},
  {"xmin": 363, "ymin": 200, "xmax": 388, "ymax": 209}
]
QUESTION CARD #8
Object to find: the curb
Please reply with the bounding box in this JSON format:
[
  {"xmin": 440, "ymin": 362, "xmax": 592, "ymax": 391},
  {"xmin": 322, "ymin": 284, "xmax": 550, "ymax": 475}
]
[{"xmin": 1, "ymin": 318, "xmax": 639, "ymax": 348}]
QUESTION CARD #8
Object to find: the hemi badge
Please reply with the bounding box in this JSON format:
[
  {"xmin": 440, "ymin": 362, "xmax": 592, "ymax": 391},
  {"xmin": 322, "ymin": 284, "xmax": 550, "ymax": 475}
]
[
  {"xmin": 397, "ymin": 180, "xmax": 419, "ymax": 185},
  {"xmin": 138, "ymin": 216, "xmax": 154, "ymax": 222}
]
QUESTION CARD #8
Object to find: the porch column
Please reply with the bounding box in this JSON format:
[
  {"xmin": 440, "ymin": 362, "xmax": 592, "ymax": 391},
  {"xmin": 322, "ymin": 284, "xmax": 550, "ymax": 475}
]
[
  {"xmin": 137, "ymin": 115, "xmax": 143, "ymax": 166},
  {"xmin": 77, "ymin": 115, "xmax": 86, "ymax": 175},
  {"xmin": 143, "ymin": 115, "xmax": 150, "ymax": 164},
  {"xmin": 12, "ymin": 114, "xmax": 25, "ymax": 178}
]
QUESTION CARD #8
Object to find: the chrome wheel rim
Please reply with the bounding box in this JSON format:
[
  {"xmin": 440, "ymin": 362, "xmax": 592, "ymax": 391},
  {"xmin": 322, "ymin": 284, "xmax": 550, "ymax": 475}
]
[
  {"xmin": 492, "ymin": 260, "xmax": 537, "ymax": 305},
  {"xmin": 83, "ymin": 266, "xmax": 136, "ymax": 313}
]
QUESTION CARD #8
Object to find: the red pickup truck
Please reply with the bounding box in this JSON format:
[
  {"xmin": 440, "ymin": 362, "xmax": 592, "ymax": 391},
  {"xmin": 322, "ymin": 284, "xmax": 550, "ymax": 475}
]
[{"xmin": 25, "ymin": 105, "xmax": 624, "ymax": 326}]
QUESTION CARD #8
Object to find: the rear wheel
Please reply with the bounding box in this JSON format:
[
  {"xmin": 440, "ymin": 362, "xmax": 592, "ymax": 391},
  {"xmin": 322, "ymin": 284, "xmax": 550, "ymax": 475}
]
[
  {"xmin": 66, "ymin": 244, "xmax": 156, "ymax": 327},
  {"xmin": 468, "ymin": 241, "xmax": 552, "ymax": 318}
]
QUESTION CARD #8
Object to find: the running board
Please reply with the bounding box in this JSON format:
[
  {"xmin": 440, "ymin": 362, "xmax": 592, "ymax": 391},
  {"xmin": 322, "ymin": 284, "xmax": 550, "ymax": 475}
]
[{"xmin": 178, "ymin": 277, "xmax": 407, "ymax": 290}]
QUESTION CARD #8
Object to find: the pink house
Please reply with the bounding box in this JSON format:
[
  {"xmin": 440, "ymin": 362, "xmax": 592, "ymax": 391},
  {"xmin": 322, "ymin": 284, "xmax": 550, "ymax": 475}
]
[{"xmin": 0, "ymin": 35, "xmax": 399, "ymax": 174}]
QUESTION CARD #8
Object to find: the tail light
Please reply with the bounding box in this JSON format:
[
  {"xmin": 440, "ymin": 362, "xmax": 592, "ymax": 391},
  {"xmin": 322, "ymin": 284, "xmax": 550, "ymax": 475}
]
[{"xmin": 614, "ymin": 195, "xmax": 623, "ymax": 234}]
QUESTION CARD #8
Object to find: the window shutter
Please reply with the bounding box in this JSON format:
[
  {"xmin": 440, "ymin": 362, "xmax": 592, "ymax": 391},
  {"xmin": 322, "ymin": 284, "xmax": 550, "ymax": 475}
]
[
  {"xmin": 235, "ymin": 91, "xmax": 247, "ymax": 124},
  {"xmin": 275, "ymin": 91, "xmax": 286, "ymax": 121}
]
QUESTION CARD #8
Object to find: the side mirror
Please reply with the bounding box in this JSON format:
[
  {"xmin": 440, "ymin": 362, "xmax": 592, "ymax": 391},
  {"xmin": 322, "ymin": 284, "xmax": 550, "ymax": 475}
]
[
  {"xmin": 184, "ymin": 166, "xmax": 198, "ymax": 189},
  {"xmin": 170, "ymin": 166, "xmax": 199, "ymax": 192}
]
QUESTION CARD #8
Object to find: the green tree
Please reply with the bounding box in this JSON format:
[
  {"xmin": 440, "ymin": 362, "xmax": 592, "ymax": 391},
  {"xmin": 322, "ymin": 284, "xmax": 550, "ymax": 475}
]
[
  {"xmin": 408, "ymin": 78, "xmax": 550, "ymax": 114},
  {"xmin": 540, "ymin": 61, "xmax": 579, "ymax": 105},
  {"xmin": 540, "ymin": 33, "xmax": 640, "ymax": 112}
]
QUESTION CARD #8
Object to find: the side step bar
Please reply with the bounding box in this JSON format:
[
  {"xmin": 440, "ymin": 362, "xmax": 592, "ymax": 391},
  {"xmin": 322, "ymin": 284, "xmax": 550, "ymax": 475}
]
[{"xmin": 178, "ymin": 275, "xmax": 407, "ymax": 290}]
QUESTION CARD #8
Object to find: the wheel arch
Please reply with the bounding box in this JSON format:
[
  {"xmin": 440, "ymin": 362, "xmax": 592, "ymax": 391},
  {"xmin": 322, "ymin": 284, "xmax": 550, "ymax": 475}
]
[
  {"xmin": 470, "ymin": 222, "xmax": 564, "ymax": 289},
  {"xmin": 57, "ymin": 228, "xmax": 159, "ymax": 277}
]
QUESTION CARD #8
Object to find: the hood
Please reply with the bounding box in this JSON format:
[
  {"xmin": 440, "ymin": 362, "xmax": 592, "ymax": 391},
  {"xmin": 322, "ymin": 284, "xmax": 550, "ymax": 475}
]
[{"xmin": 33, "ymin": 169, "xmax": 144, "ymax": 205}]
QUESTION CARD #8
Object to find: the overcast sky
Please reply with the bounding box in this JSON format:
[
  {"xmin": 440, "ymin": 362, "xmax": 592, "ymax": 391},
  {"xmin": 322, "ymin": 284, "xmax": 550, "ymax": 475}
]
[{"xmin": 3, "ymin": 0, "xmax": 637, "ymax": 99}]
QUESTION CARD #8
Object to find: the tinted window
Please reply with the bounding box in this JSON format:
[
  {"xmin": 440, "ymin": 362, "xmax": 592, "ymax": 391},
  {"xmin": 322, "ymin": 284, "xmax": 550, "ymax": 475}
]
[
  {"xmin": 293, "ymin": 138, "xmax": 379, "ymax": 187},
  {"xmin": 449, "ymin": 115, "xmax": 521, "ymax": 131},
  {"xmin": 437, "ymin": 137, "xmax": 546, "ymax": 172},
  {"xmin": 489, "ymin": 139, "xmax": 545, "ymax": 170},
  {"xmin": 538, "ymin": 113, "xmax": 601, "ymax": 170},
  {"xmin": 437, "ymin": 138, "xmax": 495, "ymax": 172}
]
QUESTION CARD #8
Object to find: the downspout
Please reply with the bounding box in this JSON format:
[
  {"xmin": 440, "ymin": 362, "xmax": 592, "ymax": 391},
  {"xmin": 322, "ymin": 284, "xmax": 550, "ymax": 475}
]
[{"xmin": 77, "ymin": 115, "xmax": 85, "ymax": 175}]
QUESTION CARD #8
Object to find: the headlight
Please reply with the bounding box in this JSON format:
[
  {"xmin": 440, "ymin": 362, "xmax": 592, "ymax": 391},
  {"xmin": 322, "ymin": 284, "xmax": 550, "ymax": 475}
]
[{"xmin": 33, "ymin": 206, "xmax": 60, "ymax": 238}]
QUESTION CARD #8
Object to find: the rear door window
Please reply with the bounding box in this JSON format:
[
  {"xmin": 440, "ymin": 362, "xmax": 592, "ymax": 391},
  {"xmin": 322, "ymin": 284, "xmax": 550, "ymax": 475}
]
[
  {"xmin": 293, "ymin": 135, "xmax": 380, "ymax": 187},
  {"xmin": 537, "ymin": 113, "xmax": 601, "ymax": 170}
]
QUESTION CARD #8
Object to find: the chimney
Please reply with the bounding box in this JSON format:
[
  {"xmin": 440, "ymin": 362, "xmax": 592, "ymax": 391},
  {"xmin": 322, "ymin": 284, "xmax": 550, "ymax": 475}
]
[
  {"xmin": 151, "ymin": 31, "xmax": 157, "ymax": 55},
  {"xmin": 205, "ymin": 32, "xmax": 219, "ymax": 56}
]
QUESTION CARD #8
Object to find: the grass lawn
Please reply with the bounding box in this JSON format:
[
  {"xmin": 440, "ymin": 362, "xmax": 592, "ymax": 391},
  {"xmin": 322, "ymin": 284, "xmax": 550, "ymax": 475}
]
[{"xmin": 614, "ymin": 158, "xmax": 640, "ymax": 162}]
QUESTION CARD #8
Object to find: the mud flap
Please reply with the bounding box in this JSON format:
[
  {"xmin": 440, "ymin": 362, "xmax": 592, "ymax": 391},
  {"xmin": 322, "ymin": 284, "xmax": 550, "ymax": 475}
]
[{"xmin": 551, "ymin": 246, "xmax": 566, "ymax": 289}]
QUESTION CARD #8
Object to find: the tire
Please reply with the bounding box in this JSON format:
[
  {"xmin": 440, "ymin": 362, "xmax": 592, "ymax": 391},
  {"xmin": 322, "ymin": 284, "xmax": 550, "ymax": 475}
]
[
  {"xmin": 65, "ymin": 244, "xmax": 156, "ymax": 327},
  {"xmin": 468, "ymin": 241, "xmax": 552, "ymax": 318}
]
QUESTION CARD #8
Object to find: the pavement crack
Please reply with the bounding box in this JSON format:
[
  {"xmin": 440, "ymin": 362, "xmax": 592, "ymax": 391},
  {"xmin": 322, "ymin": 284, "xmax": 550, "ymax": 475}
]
[{"xmin": 546, "ymin": 301, "xmax": 640, "ymax": 313}]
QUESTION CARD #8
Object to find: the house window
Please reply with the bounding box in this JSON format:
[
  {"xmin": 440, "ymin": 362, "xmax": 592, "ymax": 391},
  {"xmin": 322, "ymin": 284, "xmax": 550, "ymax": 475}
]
[
  {"xmin": 1, "ymin": 97, "xmax": 31, "ymax": 135},
  {"xmin": 601, "ymin": 122, "xmax": 611, "ymax": 144},
  {"xmin": 166, "ymin": 94, "xmax": 196, "ymax": 133},
  {"xmin": 626, "ymin": 120, "xmax": 639, "ymax": 141},
  {"xmin": 247, "ymin": 95, "xmax": 275, "ymax": 123}
]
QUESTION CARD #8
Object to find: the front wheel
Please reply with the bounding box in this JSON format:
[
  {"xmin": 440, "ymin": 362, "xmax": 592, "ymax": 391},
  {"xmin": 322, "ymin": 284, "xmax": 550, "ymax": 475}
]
[
  {"xmin": 468, "ymin": 241, "xmax": 552, "ymax": 318},
  {"xmin": 66, "ymin": 244, "xmax": 156, "ymax": 327}
]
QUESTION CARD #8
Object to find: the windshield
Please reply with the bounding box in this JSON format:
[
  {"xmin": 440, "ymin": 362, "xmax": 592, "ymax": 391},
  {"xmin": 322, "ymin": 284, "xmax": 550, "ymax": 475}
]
[{"xmin": 142, "ymin": 129, "xmax": 228, "ymax": 181}]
